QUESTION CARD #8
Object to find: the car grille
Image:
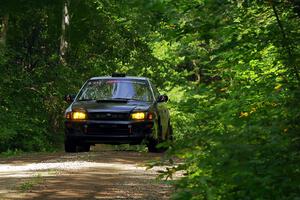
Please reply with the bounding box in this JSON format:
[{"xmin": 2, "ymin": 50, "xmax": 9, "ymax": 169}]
[
  {"xmin": 87, "ymin": 124, "xmax": 130, "ymax": 135},
  {"xmin": 88, "ymin": 112, "xmax": 129, "ymax": 121}
]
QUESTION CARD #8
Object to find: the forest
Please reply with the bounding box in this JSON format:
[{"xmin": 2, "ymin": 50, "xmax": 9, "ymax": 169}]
[{"xmin": 1, "ymin": 0, "xmax": 300, "ymax": 199}]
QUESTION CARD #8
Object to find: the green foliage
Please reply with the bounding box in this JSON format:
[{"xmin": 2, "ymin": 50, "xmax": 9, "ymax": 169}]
[
  {"xmin": 155, "ymin": 0, "xmax": 300, "ymax": 199},
  {"xmin": 1, "ymin": 0, "xmax": 300, "ymax": 199},
  {"xmin": 0, "ymin": 0, "xmax": 161, "ymax": 152}
]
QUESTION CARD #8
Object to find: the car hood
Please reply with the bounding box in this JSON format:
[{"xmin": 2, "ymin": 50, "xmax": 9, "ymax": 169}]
[{"xmin": 70, "ymin": 101, "xmax": 151, "ymax": 113}]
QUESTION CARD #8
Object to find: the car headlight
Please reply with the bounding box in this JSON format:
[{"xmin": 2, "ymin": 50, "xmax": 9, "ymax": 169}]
[
  {"xmin": 73, "ymin": 111, "xmax": 87, "ymax": 120},
  {"xmin": 65, "ymin": 111, "xmax": 87, "ymax": 120},
  {"xmin": 131, "ymin": 112, "xmax": 146, "ymax": 120}
]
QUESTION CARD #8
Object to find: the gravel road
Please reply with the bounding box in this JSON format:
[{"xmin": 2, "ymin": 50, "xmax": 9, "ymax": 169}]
[{"xmin": 0, "ymin": 146, "xmax": 177, "ymax": 200}]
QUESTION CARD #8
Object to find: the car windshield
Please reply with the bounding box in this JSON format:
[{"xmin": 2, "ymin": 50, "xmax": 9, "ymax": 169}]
[{"xmin": 77, "ymin": 79, "xmax": 153, "ymax": 102}]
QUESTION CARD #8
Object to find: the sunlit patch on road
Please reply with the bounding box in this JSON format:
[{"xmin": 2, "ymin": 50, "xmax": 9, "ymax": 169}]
[
  {"xmin": 0, "ymin": 151, "xmax": 177, "ymax": 199},
  {"xmin": 0, "ymin": 161, "xmax": 146, "ymax": 173}
]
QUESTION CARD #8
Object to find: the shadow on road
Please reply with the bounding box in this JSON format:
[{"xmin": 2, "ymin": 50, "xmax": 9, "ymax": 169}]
[{"xmin": 0, "ymin": 150, "xmax": 173, "ymax": 200}]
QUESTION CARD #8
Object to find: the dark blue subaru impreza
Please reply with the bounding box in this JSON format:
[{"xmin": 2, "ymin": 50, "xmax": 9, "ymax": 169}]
[{"xmin": 64, "ymin": 73, "xmax": 172, "ymax": 152}]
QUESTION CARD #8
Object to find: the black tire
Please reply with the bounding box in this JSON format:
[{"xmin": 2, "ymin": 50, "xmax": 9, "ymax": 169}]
[
  {"xmin": 78, "ymin": 144, "xmax": 90, "ymax": 152},
  {"xmin": 147, "ymin": 123, "xmax": 173, "ymax": 153},
  {"xmin": 64, "ymin": 140, "xmax": 77, "ymax": 153},
  {"xmin": 147, "ymin": 138, "xmax": 160, "ymax": 153},
  {"xmin": 167, "ymin": 123, "xmax": 173, "ymax": 141}
]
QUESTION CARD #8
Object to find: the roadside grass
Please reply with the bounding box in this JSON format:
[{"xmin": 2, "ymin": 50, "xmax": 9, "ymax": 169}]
[
  {"xmin": 93, "ymin": 144, "xmax": 148, "ymax": 152},
  {"xmin": 18, "ymin": 173, "xmax": 44, "ymax": 192},
  {"xmin": 153, "ymin": 178, "xmax": 175, "ymax": 186},
  {"xmin": 47, "ymin": 169, "xmax": 61, "ymax": 176},
  {"xmin": 112, "ymin": 144, "xmax": 148, "ymax": 152},
  {"xmin": 0, "ymin": 149, "xmax": 23, "ymax": 158},
  {"xmin": 0, "ymin": 149, "xmax": 61, "ymax": 159}
]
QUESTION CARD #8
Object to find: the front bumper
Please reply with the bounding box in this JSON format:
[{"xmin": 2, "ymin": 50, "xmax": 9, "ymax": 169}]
[{"xmin": 65, "ymin": 120, "xmax": 154, "ymax": 144}]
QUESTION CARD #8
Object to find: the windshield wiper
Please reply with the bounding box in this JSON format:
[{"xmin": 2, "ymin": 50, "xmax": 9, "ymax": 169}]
[
  {"xmin": 96, "ymin": 98, "xmax": 129, "ymax": 103},
  {"xmin": 111, "ymin": 98, "xmax": 145, "ymax": 101},
  {"xmin": 77, "ymin": 99, "xmax": 95, "ymax": 101}
]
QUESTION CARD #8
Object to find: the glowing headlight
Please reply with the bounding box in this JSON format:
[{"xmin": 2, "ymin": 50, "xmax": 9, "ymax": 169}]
[
  {"xmin": 131, "ymin": 112, "xmax": 146, "ymax": 120},
  {"xmin": 72, "ymin": 111, "xmax": 87, "ymax": 120}
]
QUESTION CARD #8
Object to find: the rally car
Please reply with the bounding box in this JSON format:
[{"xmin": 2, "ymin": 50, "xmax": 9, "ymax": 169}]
[{"xmin": 64, "ymin": 73, "xmax": 172, "ymax": 152}]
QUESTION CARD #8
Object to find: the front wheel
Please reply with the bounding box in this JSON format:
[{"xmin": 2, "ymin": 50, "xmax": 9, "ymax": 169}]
[
  {"xmin": 78, "ymin": 144, "xmax": 90, "ymax": 152},
  {"xmin": 64, "ymin": 140, "xmax": 77, "ymax": 153},
  {"xmin": 166, "ymin": 123, "xmax": 173, "ymax": 141},
  {"xmin": 147, "ymin": 123, "xmax": 173, "ymax": 153},
  {"xmin": 147, "ymin": 138, "xmax": 160, "ymax": 153}
]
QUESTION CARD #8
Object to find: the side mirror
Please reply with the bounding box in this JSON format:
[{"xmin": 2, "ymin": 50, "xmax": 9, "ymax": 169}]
[
  {"xmin": 64, "ymin": 94, "xmax": 76, "ymax": 103},
  {"xmin": 157, "ymin": 94, "xmax": 169, "ymax": 103}
]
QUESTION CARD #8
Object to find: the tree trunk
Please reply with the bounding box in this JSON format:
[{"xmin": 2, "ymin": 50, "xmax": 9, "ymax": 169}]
[
  {"xmin": 0, "ymin": 14, "xmax": 9, "ymax": 47},
  {"xmin": 60, "ymin": 0, "xmax": 70, "ymax": 64},
  {"xmin": 269, "ymin": 0, "xmax": 300, "ymax": 82}
]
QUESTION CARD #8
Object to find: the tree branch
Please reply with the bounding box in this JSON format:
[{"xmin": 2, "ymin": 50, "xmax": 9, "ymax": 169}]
[{"xmin": 269, "ymin": 0, "xmax": 300, "ymax": 82}]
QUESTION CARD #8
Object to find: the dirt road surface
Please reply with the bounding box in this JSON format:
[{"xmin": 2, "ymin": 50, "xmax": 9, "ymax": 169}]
[{"xmin": 0, "ymin": 147, "xmax": 177, "ymax": 200}]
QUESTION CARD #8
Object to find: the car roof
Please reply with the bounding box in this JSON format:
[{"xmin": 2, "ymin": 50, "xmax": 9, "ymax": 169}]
[{"xmin": 89, "ymin": 76, "xmax": 149, "ymax": 81}]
